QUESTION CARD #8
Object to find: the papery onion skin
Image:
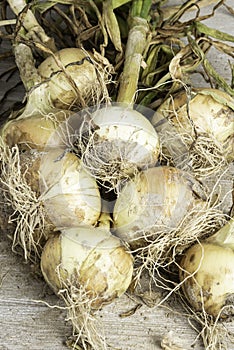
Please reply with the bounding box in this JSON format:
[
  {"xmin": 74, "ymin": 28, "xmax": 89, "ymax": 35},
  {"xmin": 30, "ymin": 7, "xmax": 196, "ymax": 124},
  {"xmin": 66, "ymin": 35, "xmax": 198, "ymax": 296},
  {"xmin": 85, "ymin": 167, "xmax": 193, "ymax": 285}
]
[
  {"xmin": 81, "ymin": 105, "xmax": 160, "ymax": 180},
  {"xmin": 38, "ymin": 48, "xmax": 97, "ymax": 109},
  {"xmin": 179, "ymin": 242, "xmax": 234, "ymax": 318},
  {"xmin": 40, "ymin": 227, "xmax": 134, "ymax": 308},
  {"xmin": 0, "ymin": 109, "xmax": 71, "ymax": 150},
  {"xmin": 39, "ymin": 149, "xmax": 101, "ymax": 228},
  {"xmin": 19, "ymin": 149, "xmax": 45, "ymax": 195},
  {"xmin": 152, "ymin": 88, "xmax": 234, "ymax": 161},
  {"xmin": 113, "ymin": 166, "xmax": 200, "ymax": 249}
]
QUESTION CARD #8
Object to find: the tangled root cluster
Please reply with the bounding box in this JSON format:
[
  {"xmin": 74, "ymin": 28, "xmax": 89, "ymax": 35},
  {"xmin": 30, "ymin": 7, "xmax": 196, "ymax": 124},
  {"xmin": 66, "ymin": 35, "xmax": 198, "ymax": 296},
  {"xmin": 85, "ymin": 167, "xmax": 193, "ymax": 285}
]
[
  {"xmin": 132, "ymin": 198, "xmax": 228, "ymax": 296},
  {"xmin": 157, "ymin": 127, "xmax": 230, "ymax": 180},
  {"xmin": 0, "ymin": 143, "xmax": 50, "ymax": 261},
  {"xmin": 57, "ymin": 271, "xmax": 108, "ymax": 350},
  {"xmin": 178, "ymin": 293, "xmax": 234, "ymax": 350},
  {"xmin": 71, "ymin": 113, "xmax": 139, "ymax": 192}
]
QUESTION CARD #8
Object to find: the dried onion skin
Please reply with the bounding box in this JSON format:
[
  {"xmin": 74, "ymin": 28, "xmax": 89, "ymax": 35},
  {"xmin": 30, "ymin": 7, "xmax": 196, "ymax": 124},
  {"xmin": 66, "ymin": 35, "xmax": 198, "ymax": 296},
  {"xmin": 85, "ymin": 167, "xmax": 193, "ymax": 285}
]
[{"xmin": 41, "ymin": 227, "xmax": 134, "ymax": 308}]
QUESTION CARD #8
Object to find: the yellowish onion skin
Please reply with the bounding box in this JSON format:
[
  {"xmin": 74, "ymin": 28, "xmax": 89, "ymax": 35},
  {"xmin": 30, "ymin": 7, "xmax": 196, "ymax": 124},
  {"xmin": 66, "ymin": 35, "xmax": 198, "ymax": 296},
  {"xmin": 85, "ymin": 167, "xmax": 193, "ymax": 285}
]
[
  {"xmin": 113, "ymin": 166, "xmax": 199, "ymax": 248},
  {"xmin": 19, "ymin": 150, "xmax": 44, "ymax": 194},
  {"xmin": 81, "ymin": 105, "xmax": 160, "ymax": 179},
  {"xmin": 39, "ymin": 149, "xmax": 101, "ymax": 228},
  {"xmin": 179, "ymin": 242, "xmax": 234, "ymax": 318},
  {"xmin": 152, "ymin": 88, "xmax": 234, "ymax": 161},
  {"xmin": 38, "ymin": 48, "xmax": 97, "ymax": 109},
  {"xmin": 0, "ymin": 110, "xmax": 70, "ymax": 150},
  {"xmin": 40, "ymin": 228, "xmax": 134, "ymax": 308}
]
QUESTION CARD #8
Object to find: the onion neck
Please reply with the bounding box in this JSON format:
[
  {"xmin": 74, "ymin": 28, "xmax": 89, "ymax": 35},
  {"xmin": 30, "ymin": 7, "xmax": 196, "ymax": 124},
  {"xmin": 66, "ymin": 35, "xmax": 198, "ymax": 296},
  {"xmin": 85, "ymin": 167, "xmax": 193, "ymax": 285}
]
[
  {"xmin": 18, "ymin": 83, "xmax": 53, "ymax": 119},
  {"xmin": 97, "ymin": 200, "xmax": 112, "ymax": 232},
  {"xmin": 97, "ymin": 212, "xmax": 111, "ymax": 232},
  {"xmin": 206, "ymin": 218, "xmax": 234, "ymax": 249},
  {"xmin": 117, "ymin": 0, "xmax": 151, "ymax": 105},
  {"xmin": 14, "ymin": 43, "xmax": 41, "ymax": 91}
]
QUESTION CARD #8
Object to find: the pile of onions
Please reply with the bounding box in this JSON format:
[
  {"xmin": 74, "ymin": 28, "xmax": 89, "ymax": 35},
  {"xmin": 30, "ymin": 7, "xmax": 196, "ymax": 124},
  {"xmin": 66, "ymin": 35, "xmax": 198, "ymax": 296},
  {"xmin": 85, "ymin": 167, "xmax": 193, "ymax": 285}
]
[
  {"xmin": 41, "ymin": 223, "xmax": 134, "ymax": 309},
  {"xmin": 113, "ymin": 166, "xmax": 203, "ymax": 249},
  {"xmin": 77, "ymin": 104, "xmax": 160, "ymax": 186},
  {"xmin": 152, "ymin": 88, "xmax": 234, "ymax": 177},
  {"xmin": 179, "ymin": 217, "xmax": 234, "ymax": 318},
  {"xmin": 1, "ymin": 1, "xmax": 233, "ymax": 348}
]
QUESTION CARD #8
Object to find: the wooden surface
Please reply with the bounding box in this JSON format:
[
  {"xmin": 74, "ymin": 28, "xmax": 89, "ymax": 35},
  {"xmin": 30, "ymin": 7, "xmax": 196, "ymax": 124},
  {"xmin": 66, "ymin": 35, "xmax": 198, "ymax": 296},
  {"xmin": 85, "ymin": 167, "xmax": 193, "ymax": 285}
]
[{"xmin": 1, "ymin": 2, "xmax": 234, "ymax": 350}]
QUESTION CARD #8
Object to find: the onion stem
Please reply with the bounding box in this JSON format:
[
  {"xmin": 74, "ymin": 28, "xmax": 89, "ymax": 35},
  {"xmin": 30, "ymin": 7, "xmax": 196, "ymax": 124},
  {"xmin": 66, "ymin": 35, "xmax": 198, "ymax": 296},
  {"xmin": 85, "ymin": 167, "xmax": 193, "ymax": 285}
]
[
  {"xmin": 7, "ymin": 0, "xmax": 57, "ymax": 52},
  {"xmin": 14, "ymin": 43, "xmax": 41, "ymax": 91},
  {"xmin": 117, "ymin": 0, "xmax": 151, "ymax": 104},
  {"xmin": 7, "ymin": 0, "xmax": 56, "ymax": 96}
]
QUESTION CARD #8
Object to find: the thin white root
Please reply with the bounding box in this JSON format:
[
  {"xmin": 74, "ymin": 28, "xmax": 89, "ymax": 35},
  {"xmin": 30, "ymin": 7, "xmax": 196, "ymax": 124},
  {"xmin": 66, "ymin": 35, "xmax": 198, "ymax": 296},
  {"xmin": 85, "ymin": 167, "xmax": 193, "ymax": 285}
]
[
  {"xmin": 181, "ymin": 295, "xmax": 234, "ymax": 350},
  {"xmin": 0, "ymin": 143, "xmax": 48, "ymax": 261},
  {"xmin": 132, "ymin": 198, "xmax": 227, "ymax": 294},
  {"xmin": 57, "ymin": 272, "xmax": 108, "ymax": 350}
]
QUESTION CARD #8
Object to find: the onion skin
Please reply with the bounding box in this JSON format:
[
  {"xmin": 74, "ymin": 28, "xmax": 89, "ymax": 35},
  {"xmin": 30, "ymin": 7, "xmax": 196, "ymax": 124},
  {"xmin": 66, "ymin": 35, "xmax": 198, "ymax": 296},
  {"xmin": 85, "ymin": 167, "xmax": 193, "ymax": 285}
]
[
  {"xmin": 0, "ymin": 110, "xmax": 70, "ymax": 150},
  {"xmin": 41, "ymin": 227, "xmax": 134, "ymax": 308},
  {"xmin": 19, "ymin": 149, "xmax": 44, "ymax": 195},
  {"xmin": 38, "ymin": 48, "xmax": 97, "ymax": 109},
  {"xmin": 152, "ymin": 88, "xmax": 234, "ymax": 161},
  {"xmin": 39, "ymin": 149, "xmax": 101, "ymax": 228},
  {"xmin": 113, "ymin": 166, "xmax": 199, "ymax": 248},
  {"xmin": 82, "ymin": 105, "xmax": 160, "ymax": 179},
  {"xmin": 179, "ymin": 242, "xmax": 234, "ymax": 318}
]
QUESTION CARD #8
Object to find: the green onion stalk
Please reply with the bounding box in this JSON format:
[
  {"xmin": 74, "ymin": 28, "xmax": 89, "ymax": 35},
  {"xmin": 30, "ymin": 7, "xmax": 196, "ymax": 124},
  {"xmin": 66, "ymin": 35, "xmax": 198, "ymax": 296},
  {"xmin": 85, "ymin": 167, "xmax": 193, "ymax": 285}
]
[{"xmin": 117, "ymin": 0, "xmax": 152, "ymax": 105}]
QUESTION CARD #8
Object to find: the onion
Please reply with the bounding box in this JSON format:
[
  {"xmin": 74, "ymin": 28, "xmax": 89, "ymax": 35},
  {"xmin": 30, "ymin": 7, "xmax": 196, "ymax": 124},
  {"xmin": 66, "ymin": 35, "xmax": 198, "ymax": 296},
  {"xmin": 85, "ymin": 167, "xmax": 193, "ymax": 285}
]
[
  {"xmin": 113, "ymin": 166, "xmax": 201, "ymax": 249},
  {"xmin": 5, "ymin": 47, "xmax": 104, "ymax": 128},
  {"xmin": 0, "ymin": 109, "xmax": 71, "ymax": 150},
  {"xmin": 78, "ymin": 104, "xmax": 160, "ymax": 187},
  {"xmin": 0, "ymin": 144, "xmax": 52, "ymax": 260},
  {"xmin": 152, "ymin": 88, "xmax": 234, "ymax": 176},
  {"xmin": 0, "ymin": 144, "xmax": 101, "ymax": 260},
  {"xmin": 37, "ymin": 48, "xmax": 98, "ymax": 109},
  {"xmin": 40, "ymin": 223, "xmax": 134, "ymax": 308},
  {"xmin": 39, "ymin": 148, "xmax": 101, "ymax": 228},
  {"xmin": 179, "ymin": 218, "xmax": 234, "ymax": 318}
]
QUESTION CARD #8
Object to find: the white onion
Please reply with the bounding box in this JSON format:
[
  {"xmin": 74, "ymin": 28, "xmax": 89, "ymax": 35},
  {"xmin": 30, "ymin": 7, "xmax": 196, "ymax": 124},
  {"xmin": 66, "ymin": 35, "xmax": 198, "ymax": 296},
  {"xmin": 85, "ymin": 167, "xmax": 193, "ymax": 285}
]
[
  {"xmin": 39, "ymin": 148, "xmax": 101, "ymax": 228},
  {"xmin": 0, "ymin": 110, "xmax": 71, "ymax": 150},
  {"xmin": 179, "ymin": 218, "xmax": 234, "ymax": 318},
  {"xmin": 78, "ymin": 104, "xmax": 160, "ymax": 186},
  {"xmin": 40, "ymin": 225, "xmax": 134, "ymax": 308},
  {"xmin": 152, "ymin": 88, "xmax": 234, "ymax": 173},
  {"xmin": 38, "ymin": 48, "xmax": 98, "ymax": 109},
  {"xmin": 113, "ymin": 166, "xmax": 201, "ymax": 248}
]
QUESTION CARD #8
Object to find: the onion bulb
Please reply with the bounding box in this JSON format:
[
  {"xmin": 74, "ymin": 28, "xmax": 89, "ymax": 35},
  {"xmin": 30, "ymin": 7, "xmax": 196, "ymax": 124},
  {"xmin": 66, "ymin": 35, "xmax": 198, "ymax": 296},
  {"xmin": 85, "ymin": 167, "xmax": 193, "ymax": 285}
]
[
  {"xmin": 78, "ymin": 104, "xmax": 160, "ymax": 186},
  {"xmin": 0, "ymin": 109, "xmax": 71, "ymax": 150},
  {"xmin": 179, "ymin": 218, "xmax": 234, "ymax": 318},
  {"xmin": 38, "ymin": 48, "xmax": 98, "ymax": 109},
  {"xmin": 0, "ymin": 144, "xmax": 101, "ymax": 259},
  {"xmin": 152, "ymin": 88, "xmax": 234, "ymax": 175},
  {"xmin": 39, "ymin": 148, "xmax": 101, "ymax": 228},
  {"xmin": 40, "ymin": 223, "xmax": 134, "ymax": 308},
  {"xmin": 113, "ymin": 166, "xmax": 201, "ymax": 248}
]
